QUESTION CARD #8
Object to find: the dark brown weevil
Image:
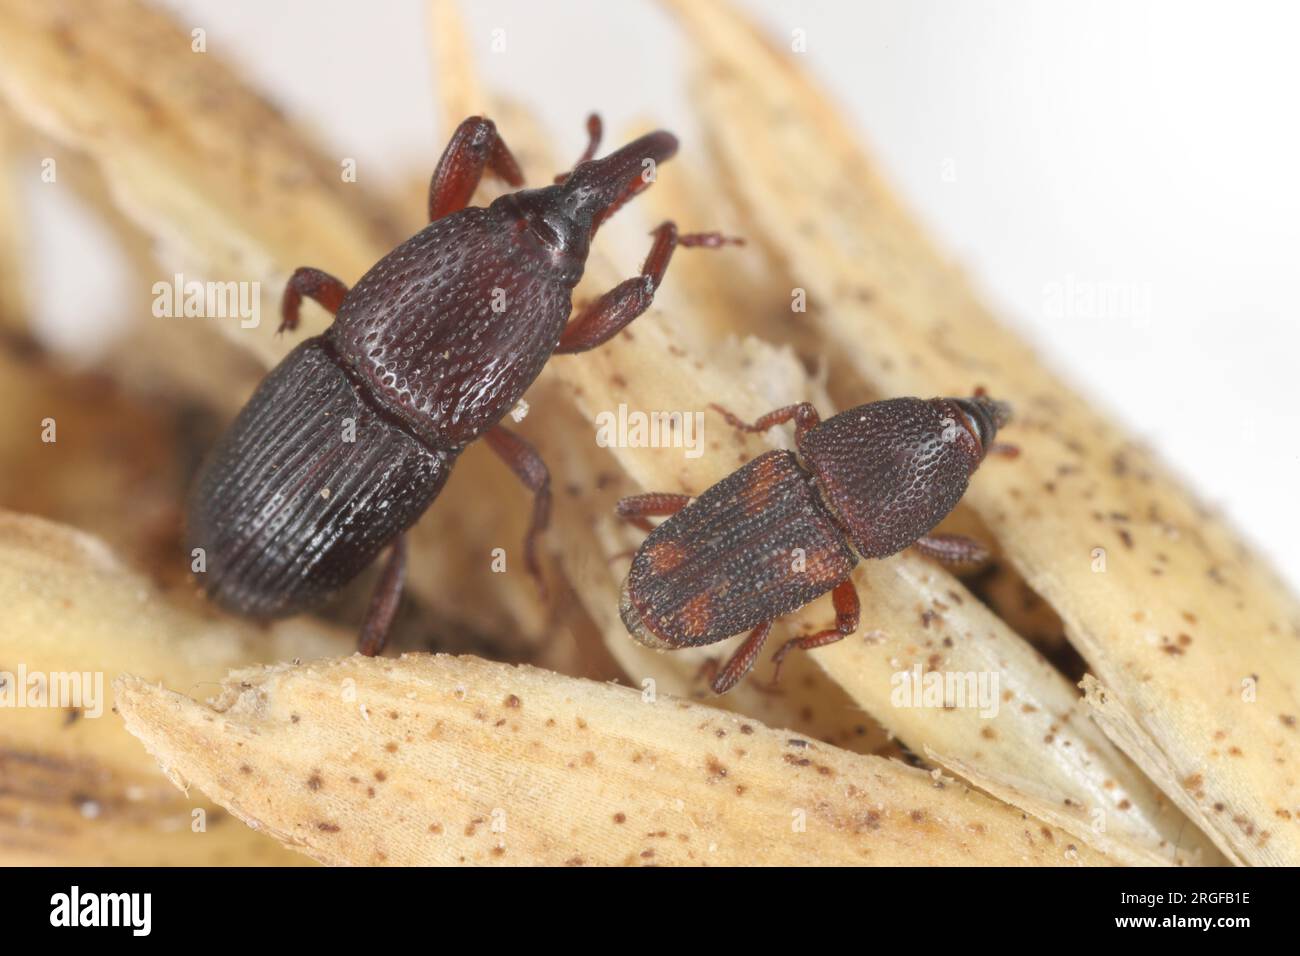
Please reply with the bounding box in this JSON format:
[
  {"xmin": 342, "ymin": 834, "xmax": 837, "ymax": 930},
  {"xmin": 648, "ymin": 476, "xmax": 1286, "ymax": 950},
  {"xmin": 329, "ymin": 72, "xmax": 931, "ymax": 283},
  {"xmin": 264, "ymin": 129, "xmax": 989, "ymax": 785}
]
[
  {"xmin": 616, "ymin": 394, "xmax": 1013, "ymax": 694},
  {"xmin": 186, "ymin": 114, "xmax": 739, "ymax": 654}
]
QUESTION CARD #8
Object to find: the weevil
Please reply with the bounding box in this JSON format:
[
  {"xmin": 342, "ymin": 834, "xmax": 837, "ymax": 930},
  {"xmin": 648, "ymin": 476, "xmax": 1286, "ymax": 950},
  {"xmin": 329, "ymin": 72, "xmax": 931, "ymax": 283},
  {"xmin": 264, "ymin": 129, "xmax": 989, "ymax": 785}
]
[
  {"xmin": 186, "ymin": 114, "xmax": 739, "ymax": 654},
  {"xmin": 616, "ymin": 394, "xmax": 1012, "ymax": 694}
]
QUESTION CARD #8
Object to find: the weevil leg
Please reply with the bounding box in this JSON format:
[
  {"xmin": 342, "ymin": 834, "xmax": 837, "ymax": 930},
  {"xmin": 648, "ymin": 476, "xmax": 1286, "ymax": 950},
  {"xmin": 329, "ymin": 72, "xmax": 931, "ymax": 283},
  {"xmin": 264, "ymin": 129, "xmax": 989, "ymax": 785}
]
[
  {"xmin": 428, "ymin": 116, "xmax": 525, "ymax": 222},
  {"xmin": 768, "ymin": 578, "xmax": 860, "ymax": 687},
  {"xmin": 553, "ymin": 113, "xmax": 603, "ymax": 184},
  {"xmin": 357, "ymin": 534, "xmax": 408, "ymax": 657},
  {"xmin": 555, "ymin": 221, "xmax": 742, "ymax": 354},
  {"xmin": 989, "ymin": 442, "xmax": 1021, "ymax": 459},
  {"xmin": 913, "ymin": 532, "xmax": 991, "ymax": 569},
  {"xmin": 279, "ymin": 267, "xmax": 349, "ymax": 335},
  {"xmin": 484, "ymin": 424, "xmax": 551, "ymax": 596},
  {"xmin": 708, "ymin": 620, "xmax": 774, "ymax": 695},
  {"xmin": 709, "ymin": 401, "xmax": 822, "ymax": 446},
  {"xmin": 615, "ymin": 492, "xmax": 691, "ymax": 533}
]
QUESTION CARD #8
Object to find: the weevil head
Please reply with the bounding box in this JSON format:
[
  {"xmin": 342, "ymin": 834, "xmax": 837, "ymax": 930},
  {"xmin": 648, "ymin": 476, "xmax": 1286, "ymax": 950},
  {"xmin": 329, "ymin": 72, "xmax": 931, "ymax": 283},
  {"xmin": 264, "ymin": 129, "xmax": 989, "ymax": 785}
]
[
  {"xmin": 500, "ymin": 130, "xmax": 680, "ymax": 277},
  {"xmin": 947, "ymin": 392, "xmax": 1012, "ymax": 462},
  {"xmin": 491, "ymin": 185, "xmax": 586, "ymax": 284}
]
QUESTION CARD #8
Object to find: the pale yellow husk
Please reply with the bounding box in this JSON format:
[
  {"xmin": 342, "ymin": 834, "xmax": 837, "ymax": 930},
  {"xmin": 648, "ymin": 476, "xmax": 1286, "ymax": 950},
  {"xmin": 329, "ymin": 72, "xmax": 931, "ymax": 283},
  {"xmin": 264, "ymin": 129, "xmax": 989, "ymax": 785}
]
[
  {"xmin": 115, "ymin": 653, "xmax": 1115, "ymax": 866},
  {"xmin": 0, "ymin": 510, "xmax": 356, "ymax": 864}
]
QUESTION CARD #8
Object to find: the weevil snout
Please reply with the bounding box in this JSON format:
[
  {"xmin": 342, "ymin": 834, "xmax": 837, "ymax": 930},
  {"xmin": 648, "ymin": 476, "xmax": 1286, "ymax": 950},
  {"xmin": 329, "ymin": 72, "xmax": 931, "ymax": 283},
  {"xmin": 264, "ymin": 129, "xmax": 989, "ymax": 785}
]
[
  {"xmin": 565, "ymin": 129, "xmax": 679, "ymax": 228},
  {"xmin": 953, "ymin": 394, "xmax": 1012, "ymax": 458}
]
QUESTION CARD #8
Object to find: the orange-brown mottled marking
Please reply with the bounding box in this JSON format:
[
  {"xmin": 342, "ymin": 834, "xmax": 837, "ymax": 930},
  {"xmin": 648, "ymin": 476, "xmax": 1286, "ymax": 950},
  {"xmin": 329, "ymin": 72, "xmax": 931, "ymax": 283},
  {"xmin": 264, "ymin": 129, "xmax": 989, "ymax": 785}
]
[{"xmin": 644, "ymin": 538, "xmax": 689, "ymax": 574}]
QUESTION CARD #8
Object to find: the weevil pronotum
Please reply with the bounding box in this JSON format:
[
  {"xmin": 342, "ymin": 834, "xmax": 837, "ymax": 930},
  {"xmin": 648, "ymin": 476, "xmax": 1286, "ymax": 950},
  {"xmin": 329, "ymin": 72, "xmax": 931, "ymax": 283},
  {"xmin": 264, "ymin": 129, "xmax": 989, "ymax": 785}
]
[
  {"xmin": 186, "ymin": 114, "xmax": 740, "ymax": 654},
  {"xmin": 616, "ymin": 394, "xmax": 1013, "ymax": 694}
]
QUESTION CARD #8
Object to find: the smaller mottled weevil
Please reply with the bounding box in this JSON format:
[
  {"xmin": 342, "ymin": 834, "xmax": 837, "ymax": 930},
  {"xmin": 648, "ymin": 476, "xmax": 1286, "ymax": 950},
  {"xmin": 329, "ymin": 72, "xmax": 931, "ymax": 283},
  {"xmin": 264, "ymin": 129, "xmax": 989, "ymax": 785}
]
[{"xmin": 616, "ymin": 393, "xmax": 1013, "ymax": 694}]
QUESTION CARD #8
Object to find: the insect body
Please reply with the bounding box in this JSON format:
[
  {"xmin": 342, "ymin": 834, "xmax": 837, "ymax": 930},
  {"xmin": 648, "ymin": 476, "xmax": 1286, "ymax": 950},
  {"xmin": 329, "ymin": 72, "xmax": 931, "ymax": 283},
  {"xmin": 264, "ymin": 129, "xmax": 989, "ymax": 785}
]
[
  {"xmin": 617, "ymin": 394, "xmax": 1011, "ymax": 694},
  {"xmin": 187, "ymin": 115, "xmax": 738, "ymax": 654}
]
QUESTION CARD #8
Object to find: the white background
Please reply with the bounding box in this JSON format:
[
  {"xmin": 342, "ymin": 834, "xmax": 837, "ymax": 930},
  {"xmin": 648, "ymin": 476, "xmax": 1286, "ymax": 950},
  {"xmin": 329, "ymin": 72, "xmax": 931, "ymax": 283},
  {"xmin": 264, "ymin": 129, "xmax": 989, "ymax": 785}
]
[{"xmin": 24, "ymin": 1, "xmax": 1300, "ymax": 589}]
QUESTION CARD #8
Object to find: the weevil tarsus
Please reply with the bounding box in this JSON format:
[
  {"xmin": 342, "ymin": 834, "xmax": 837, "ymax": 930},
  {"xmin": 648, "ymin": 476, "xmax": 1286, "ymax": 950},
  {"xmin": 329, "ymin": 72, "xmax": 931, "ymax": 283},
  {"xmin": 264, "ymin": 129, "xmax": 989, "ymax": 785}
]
[
  {"xmin": 709, "ymin": 401, "xmax": 823, "ymax": 446},
  {"xmin": 709, "ymin": 619, "xmax": 774, "ymax": 695},
  {"xmin": 767, "ymin": 577, "xmax": 861, "ymax": 688}
]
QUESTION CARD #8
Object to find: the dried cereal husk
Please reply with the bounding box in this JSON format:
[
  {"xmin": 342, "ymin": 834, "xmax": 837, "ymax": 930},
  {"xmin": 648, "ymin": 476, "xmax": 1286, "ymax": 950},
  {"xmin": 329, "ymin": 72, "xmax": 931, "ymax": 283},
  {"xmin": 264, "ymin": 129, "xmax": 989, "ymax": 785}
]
[{"xmin": 116, "ymin": 652, "xmax": 1117, "ymax": 866}]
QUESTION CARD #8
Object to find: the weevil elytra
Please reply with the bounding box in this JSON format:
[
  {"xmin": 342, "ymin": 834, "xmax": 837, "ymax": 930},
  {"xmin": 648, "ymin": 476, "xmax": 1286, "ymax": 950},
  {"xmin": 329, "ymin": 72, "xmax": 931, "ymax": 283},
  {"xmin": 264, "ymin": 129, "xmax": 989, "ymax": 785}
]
[
  {"xmin": 616, "ymin": 394, "xmax": 1012, "ymax": 694},
  {"xmin": 186, "ymin": 114, "xmax": 740, "ymax": 654}
]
